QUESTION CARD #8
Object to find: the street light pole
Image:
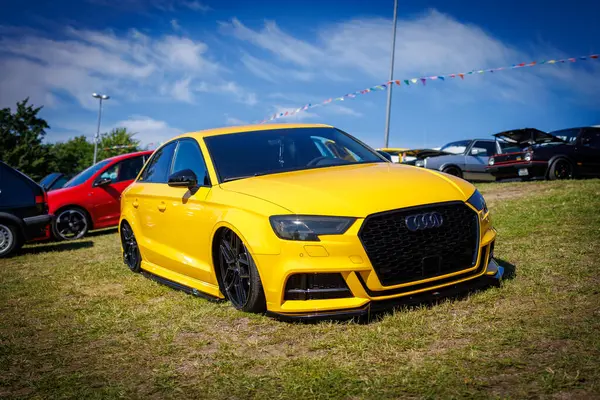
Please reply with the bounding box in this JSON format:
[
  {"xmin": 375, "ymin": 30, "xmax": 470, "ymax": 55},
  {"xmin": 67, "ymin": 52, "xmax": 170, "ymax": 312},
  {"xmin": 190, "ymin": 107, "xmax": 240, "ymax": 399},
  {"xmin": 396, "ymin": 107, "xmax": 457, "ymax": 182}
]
[
  {"xmin": 92, "ymin": 93, "xmax": 110, "ymax": 165},
  {"xmin": 383, "ymin": 0, "xmax": 398, "ymax": 148}
]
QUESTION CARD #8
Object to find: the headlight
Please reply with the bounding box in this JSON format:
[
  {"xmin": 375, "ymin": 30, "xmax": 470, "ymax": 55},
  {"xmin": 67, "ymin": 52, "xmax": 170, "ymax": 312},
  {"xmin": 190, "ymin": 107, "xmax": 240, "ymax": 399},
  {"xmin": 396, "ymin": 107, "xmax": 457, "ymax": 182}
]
[
  {"xmin": 269, "ymin": 215, "xmax": 356, "ymax": 241},
  {"xmin": 466, "ymin": 189, "xmax": 488, "ymax": 214},
  {"xmin": 524, "ymin": 152, "xmax": 532, "ymax": 162},
  {"xmin": 415, "ymin": 159, "xmax": 425, "ymax": 167},
  {"xmin": 488, "ymin": 157, "xmax": 495, "ymax": 166}
]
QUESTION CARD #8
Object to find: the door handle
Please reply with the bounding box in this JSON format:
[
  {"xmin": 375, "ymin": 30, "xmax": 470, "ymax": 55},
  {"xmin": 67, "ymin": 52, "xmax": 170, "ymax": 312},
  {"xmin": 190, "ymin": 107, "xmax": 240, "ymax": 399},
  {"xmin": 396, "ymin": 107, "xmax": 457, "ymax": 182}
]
[
  {"xmin": 158, "ymin": 202, "xmax": 166, "ymax": 212},
  {"xmin": 132, "ymin": 199, "xmax": 139, "ymax": 208}
]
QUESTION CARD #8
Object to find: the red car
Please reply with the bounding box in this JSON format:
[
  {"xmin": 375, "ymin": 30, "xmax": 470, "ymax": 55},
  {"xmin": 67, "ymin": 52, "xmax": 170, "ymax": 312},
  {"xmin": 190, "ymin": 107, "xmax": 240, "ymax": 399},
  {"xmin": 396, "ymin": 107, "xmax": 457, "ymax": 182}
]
[{"xmin": 48, "ymin": 151, "xmax": 153, "ymax": 240}]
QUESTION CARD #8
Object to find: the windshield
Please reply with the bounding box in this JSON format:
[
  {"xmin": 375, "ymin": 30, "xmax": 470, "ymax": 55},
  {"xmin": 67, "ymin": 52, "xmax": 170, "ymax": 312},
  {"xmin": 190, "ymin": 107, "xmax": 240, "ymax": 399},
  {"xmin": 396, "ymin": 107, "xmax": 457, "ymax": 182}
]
[
  {"xmin": 40, "ymin": 173, "xmax": 60, "ymax": 188},
  {"xmin": 440, "ymin": 140, "xmax": 471, "ymax": 155},
  {"xmin": 204, "ymin": 127, "xmax": 385, "ymax": 183},
  {"xmin": 63, "ymin": 160, "xmax": 111, "ymax": 188},
  {"xmin": 549, "ymin": 128, "xmax": 578, "ymax": 144}
]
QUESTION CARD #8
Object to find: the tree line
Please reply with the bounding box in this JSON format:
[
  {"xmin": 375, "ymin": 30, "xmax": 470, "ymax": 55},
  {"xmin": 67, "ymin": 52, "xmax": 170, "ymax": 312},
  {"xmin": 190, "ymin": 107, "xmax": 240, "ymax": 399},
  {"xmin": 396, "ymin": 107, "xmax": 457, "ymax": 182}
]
[{"xmin": 0, "ymin": 99, "xmax": 142, "ymax": 181}]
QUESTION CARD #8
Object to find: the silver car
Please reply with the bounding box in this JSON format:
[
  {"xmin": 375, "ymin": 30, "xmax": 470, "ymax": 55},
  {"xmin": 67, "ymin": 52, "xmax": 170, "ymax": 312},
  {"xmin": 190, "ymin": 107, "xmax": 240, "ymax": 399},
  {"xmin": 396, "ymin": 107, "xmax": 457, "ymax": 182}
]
[{"xmin": 415, "ymin": 139, "xmax": 507, "ymax": 181}]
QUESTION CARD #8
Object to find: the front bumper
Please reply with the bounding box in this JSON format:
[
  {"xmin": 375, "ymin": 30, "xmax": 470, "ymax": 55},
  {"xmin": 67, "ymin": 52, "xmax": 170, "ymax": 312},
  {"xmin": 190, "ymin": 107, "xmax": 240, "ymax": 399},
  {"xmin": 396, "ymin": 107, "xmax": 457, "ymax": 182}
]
[
  {"xmin": 487, "ymin": 161, "xmax": 548, "ymax": 180},
  {"xmin": 267, "ymin": 258, "xmax": 503, "ymax": 321},
  {"xmin": 254, "ymin": 210, "xmax": 498, "ymax": 321}
]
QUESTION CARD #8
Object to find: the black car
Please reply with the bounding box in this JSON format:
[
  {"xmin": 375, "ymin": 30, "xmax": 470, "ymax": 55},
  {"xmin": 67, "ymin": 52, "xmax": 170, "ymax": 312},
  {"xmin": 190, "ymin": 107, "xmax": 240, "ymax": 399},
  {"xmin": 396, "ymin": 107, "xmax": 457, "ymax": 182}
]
[
  {"xmin": 487, "ymin": 127, "xmax": 600, "ymax": 180},
  {"xmin": 0, "ymin": 161, "xmax": 53, "ymax": 257},
  {"xmin": 40, "ymin": 172, "xmax": 72, "ymax": 191}
]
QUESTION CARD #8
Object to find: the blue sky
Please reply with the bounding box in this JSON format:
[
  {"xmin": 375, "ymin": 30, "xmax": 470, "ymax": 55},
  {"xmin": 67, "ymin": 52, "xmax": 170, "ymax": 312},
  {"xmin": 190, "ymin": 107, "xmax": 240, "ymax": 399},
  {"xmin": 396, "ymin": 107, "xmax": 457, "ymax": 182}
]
[{"xmin": 0, "ymin": 0, "xmax": 598, "ymax": 149}]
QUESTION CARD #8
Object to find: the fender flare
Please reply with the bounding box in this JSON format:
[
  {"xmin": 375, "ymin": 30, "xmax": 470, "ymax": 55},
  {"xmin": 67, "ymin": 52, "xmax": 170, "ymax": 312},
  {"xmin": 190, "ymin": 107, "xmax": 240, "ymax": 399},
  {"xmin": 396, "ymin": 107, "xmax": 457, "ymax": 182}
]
[{"xmin": 0, "ymin": 212, "xmax": 26, "ymax": 238}]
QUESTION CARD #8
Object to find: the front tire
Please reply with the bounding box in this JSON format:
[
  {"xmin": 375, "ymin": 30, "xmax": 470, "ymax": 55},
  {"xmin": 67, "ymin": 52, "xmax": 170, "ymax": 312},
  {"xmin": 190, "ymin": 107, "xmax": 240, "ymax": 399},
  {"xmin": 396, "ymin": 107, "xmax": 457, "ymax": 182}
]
[
  {"xmin": 442, "ymin": 166, "xmax": 463, "ymax": 178},
  {"xmin": 121, "ymin": 222, "xmax": 142, "ymax": 273},
  {"xmin": 52, "ymin": 207, "xmax": 89, "ymax": 240},
  {"xmin": 218, "ymin": 229, "xmax": 266, "ymax": 313},
  {"xmin": 548, "ymin": 158, "xmax": 573, "ymax": 180},
  {"xmin": 0, "ymin": 223, "xmax": 21, "ymax": 258}
]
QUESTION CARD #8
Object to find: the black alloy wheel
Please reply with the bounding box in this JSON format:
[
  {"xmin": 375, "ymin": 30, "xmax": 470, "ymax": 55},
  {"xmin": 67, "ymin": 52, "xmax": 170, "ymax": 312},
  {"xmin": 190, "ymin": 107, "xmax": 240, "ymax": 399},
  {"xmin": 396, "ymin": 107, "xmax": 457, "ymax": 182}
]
[
  {"xmin": 549, "ymin": 159, "xmax": 573, "ymax": 180},
  {"xmin": 53, "ymin": 208, "xmax": 89, "ymax": 240},
  {"xmin": 121, "ymin": 223, "xmax": 141, "ymax": 272},
  {"xmin": 442, "ymin": 166, "xmax": 462, "ymax": 178},
  {"xmin": 218, "ymin": 229, "xmax": 266, "ymax": 313}
]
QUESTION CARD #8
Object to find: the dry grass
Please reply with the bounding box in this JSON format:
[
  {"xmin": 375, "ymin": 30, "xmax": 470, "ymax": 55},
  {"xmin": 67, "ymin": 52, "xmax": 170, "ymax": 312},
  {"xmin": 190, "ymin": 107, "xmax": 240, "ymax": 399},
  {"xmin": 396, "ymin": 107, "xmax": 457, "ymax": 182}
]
[{"xmin": 1, "ymin": 180, "xmax": 599, "ymax": 399}]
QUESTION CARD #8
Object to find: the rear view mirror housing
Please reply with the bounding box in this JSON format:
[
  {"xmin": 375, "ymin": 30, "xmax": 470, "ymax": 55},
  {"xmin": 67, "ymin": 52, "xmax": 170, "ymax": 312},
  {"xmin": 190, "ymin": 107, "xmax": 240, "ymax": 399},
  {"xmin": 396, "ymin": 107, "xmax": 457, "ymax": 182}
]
[
  {"xmin": 93, "ymin": 177, "xmax": 112, "ymax": 187},
  {"xmin": 168, "ymin": 169, "xmax": 198, "ymax": 188}
]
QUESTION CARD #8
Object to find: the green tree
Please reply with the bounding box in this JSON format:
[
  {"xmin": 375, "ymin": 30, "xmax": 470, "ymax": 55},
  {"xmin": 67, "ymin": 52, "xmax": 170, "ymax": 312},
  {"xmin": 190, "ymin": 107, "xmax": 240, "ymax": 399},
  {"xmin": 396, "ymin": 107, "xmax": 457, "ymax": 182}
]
[
  {"xmin": 0, "ymin": 98, "xmax": 51, "ymax": 180},
  {"xmin": 97, "ymin": 127, "xmax": 140, "ymax": 159},
  {"xmin": 48, "ymin": 135, "xmax": 94, "ymax": 175}
]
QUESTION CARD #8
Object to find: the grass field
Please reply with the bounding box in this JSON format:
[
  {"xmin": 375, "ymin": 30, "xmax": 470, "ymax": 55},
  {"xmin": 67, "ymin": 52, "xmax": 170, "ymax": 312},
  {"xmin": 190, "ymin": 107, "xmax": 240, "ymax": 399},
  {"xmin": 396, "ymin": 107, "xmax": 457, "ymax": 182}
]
[{"xmin": 1, "ymin": 180, "xmax": 600, "ymax": 399}]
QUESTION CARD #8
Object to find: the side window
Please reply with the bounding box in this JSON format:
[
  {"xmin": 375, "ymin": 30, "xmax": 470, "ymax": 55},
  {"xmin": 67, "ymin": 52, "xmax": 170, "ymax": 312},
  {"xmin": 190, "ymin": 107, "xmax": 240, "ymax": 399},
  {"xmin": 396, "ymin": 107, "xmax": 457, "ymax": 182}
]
[
  {"xmin": 172, "ymin": 140, "xmax": 210, "ymax": 185},
  {"xmin": 140, "ymin": 142, "xmax": 177, "ymax": 183},
  {"xmin": 470, "ymin": 141, "xmax": 496, "ymax": 156},
  {"xmin": 580, "ymin": 129, "xmax": 600, "ymax": 149},
  {"xmin": 116, "ymin": 156, "xmax": 145, "ymax": 182}
]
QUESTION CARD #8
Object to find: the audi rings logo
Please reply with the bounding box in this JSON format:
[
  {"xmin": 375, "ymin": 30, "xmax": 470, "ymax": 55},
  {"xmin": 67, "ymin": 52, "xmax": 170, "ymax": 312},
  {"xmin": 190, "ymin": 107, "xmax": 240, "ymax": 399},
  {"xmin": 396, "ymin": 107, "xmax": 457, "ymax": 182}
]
[{"xmin": 405, "ymin": 212, "xmax": 444, "ymax": 231}]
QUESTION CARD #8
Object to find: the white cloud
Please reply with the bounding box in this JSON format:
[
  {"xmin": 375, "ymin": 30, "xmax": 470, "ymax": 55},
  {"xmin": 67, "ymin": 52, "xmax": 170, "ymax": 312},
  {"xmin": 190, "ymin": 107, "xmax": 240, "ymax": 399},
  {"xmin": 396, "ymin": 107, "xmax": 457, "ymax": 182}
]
[
  {"xmin": 223, "ymin": 10, "xmax": 599, "ymax": 108},
  {"xmin": 115, "ymin": 116, "xmax": 182, "ymax": 146},
  {"xmin": 0, "ymin": 26, "xmax": 258, "ymax": 109},
  {"xmin": 196, "ymin": 81, "xmax": 258, "ymax": 106},
  {"xmin": 86, "ymin": 0, "xmax": 210, "ymax": 12},
  {"xmin": 326, "ymin": 104, "xmax": 363, "ymax": 117},
  {"xmin": 170, "ymin": 19, "xmax": 182, "ymax": 31},
  {"xmin": 224, "ymin": 115, "xmax": 247, "ymax": 126}
]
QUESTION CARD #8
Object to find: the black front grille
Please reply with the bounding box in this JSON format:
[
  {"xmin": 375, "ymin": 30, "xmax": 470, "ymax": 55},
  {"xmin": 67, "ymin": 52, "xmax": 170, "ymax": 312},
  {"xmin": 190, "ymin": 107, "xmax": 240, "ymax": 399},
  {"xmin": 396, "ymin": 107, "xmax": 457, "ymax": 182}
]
[{"xmin": 358, "ymin": 202, "xmax": 479, "ymax": 286}]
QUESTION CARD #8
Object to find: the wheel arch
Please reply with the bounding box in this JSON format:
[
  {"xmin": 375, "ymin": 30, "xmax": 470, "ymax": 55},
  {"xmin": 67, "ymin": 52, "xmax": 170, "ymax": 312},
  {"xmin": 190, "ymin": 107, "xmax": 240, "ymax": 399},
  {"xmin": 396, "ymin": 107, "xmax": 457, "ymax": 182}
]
[
  {"xmin": 546, "ymin": 155, "xmax": 575, "ymax": 178},
  {"xmin": 0, "ymin": 213, "xmax": 26, "ymax": 240}
]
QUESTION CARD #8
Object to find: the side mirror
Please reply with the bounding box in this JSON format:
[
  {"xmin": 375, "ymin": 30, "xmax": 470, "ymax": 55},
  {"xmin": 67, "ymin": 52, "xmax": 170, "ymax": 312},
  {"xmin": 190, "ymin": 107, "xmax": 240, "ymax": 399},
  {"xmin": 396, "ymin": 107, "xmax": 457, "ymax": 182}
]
[
  {"xmin": 168, "ymin": 169, "xmax": 198, "ymax": 188},
  {"xmin": 471, "ymin": 148, "xmax": 483, "ymax": 156},
  {"xmin": 377, "ymin": 150, "xmax": 393, "ymax": 162},
  {"xmin": 93, "ymin": 177, "xmax": 112, "ymax": 187}
]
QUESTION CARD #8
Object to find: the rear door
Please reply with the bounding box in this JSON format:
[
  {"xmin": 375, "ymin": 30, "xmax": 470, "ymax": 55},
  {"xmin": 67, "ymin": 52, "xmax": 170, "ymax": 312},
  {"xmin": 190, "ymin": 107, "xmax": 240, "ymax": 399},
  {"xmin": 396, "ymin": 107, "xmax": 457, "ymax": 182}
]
[
  {"xmin": 130, "ymin": 142, "xmax": 178, "ymax": 267},
  {"xmin": 156, "ymin": 138, "xmax": 213, "ymax": 283},
  {"xmin": 90, "ymin": 155, "xmax": 147, "ymax": 227},
  {"xmin": 464, "ymin": 140, "xmax": 496, "ymax": 181},
  {"xmin": 576, "ymin": 128, "xmax": 600, "ymax": 176}
]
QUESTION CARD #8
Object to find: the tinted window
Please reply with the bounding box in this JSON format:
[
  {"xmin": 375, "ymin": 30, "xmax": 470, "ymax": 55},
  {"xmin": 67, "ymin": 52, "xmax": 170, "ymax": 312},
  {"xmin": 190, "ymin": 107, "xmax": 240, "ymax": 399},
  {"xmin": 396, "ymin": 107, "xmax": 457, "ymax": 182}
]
[
  {"xmin": 470, "ymin": 141, "xmax": 497, "ymax": 156},
  {"xmin": 172, "ymin": 140, "xmax": 210, "ymax": 185},
  {"xmin": 580, "ymin": 128, "xmax": 600, "ymax": 149},
  {"xmin": 440, "ymin": 140, "xmax": 470, "ymax": 154},
  {"xmin": 50, "ymin": 176, "xmax": 69, "ymax": 190},
  {"xmin": 550, "ymin": 128, "xmax": 579, "ymax": 143},
  {"xmin": 140, "ymin": 142, "xmax": 177, "ymax": 183},
  {"xmin": 40, "ymin": 173, "xmax": 60, "ymax": 189},
  {"xmin": 204, "ymin": 127, "xmax": 383, "ymax": 183},
  {"xmin": 0, "ymin": 166, "xmax": 34, "ymax": 207},
  {"xmin": 63, "ymin": 159, "xmax": 111, "ymax": 188},
  {"xmin": 99, "ymin": 156, "xmax": 146, "ymax": 183}
]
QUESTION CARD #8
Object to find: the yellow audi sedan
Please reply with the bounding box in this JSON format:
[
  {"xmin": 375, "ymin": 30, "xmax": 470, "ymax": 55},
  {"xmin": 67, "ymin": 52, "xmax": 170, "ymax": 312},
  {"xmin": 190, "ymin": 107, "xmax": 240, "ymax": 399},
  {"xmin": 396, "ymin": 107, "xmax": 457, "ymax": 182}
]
[{"xmin": 120, "ymin": 123, "xmax": 503, "ymax": 320}]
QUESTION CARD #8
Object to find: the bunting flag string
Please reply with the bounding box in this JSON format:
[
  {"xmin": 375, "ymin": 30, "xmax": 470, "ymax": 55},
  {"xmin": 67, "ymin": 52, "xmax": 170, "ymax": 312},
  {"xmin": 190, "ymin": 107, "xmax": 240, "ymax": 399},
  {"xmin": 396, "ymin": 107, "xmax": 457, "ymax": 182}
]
[{"xmin": 258, "ymin": 53, "xmax": 599, "ymax": 124}]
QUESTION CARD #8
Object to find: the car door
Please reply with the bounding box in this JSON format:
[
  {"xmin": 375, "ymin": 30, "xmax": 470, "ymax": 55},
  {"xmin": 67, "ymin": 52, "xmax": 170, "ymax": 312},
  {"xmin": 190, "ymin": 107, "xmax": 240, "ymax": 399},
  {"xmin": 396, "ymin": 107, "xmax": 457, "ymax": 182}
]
[
  {"xmin": 90, "ymin": 155, "xmax": 147, "ymax": 227},
  {"xmin": 575, "ymin": 128, "xmax": 600, "ymax": 176},
  {"xmin": 464, "ymin": 140, "xmax": 495, "ymax": 181},
  {"xmin": 155, "ymin": 138, "xmax": 214, "ymax": 284}
]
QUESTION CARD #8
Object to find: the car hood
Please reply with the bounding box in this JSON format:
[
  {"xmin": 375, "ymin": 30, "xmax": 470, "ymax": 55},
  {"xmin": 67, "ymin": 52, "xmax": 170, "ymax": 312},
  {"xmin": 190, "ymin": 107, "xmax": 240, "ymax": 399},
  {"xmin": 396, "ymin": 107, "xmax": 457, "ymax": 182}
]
[
  {"xmin": 493, "ymin": 128, "xmax": 564, "ymax": 146},
  {"xmin": 403, "ymin": 149, "xmax": 452, "ymax": 159},
  {"xmin": 219, "ymin": 163, "xmax": 475, "ymax": 217}
]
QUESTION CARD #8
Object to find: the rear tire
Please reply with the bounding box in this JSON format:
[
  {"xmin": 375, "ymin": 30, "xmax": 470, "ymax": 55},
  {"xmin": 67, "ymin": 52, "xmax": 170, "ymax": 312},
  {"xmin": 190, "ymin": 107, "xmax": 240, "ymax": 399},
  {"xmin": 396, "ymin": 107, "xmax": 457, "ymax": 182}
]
[
  {"xmin": 217, "ymin": 229, "xmax": 266, "ymax": 313},
  {"xmin": 442, "ymin": 166, "xmax": 463, "ymax": 178},
  {"xmin": 0, "ymin": 223, "xmax": 20, "ymax": 258},
  {"xmin": 121, "ymin": 222, "xmax": 142, "ymax": 273},
  {"xmin": 548, "ymin": 158, "xmax": 573, "ymax": 180},
  {"xmin": 52, "ymin": 207, "xmax": 90, "ymax": 241}
]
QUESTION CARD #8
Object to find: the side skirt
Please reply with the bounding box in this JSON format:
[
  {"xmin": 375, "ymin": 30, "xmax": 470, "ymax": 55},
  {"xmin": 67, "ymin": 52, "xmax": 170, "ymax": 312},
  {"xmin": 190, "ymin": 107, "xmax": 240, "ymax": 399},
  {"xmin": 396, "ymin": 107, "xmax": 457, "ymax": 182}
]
[{"xmin": 141, "ymin": 270, "xmax": 225, "ymax": 302}]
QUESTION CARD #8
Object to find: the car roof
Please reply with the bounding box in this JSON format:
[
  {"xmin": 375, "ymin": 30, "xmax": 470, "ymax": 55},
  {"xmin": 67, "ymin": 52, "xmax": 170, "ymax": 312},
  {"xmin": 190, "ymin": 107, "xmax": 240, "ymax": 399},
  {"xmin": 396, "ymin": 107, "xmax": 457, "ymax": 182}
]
[
  {"xmin": 174, "ymin": 123, "xmax": 333, "ymax": 141},
  {"xmin": 101, "ymin": 150, "xmax": 154, "ymax": 163}
]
